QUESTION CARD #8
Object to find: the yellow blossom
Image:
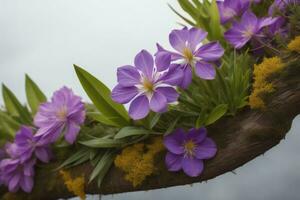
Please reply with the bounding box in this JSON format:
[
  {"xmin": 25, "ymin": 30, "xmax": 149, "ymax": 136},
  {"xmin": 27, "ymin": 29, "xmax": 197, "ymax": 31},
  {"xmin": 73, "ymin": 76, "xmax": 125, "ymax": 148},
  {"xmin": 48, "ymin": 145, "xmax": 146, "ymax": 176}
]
[
  {"xmin": 249, "ymin": 57, "xmax": 284, "ymax": 109},
  {"xmin": 60, "ymin": 170, "xmax": 86, "ymax": 200},
  {"xmin": 114, "ymin": 137, "xmax": 164, "ymax": 187},
  {"xmin": 287, "ymin": 36, "xmax": 300, "ymax": 53}
]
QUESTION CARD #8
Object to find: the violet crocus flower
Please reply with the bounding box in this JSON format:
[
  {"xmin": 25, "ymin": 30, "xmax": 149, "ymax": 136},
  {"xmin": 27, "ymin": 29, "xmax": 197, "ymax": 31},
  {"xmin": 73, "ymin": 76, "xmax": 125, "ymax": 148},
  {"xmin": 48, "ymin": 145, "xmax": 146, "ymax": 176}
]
[
  {"xmin": 164, "ymin": 128, "xmax": 217, "ymax": 177},
  {"xmin": 34, "ymin": 87, "xmax": 86, "ymax": 144},
  {"xmin": 0, "ymin": 158, "xmax": 35, "ymax": 192},
  {"xmin": 14, "ymin": 126, "xmax": 52, "ymax": 163},
  {"xmin": 217, "ymin": 0, "xmax": 250, "ymax": 24},
  {"xmin": 269, "ymin": 0, "xmax": 300, "ymax": 15},
  {"xmin": 156, "ymin": 27, "xmax": 224, "ymax": 88},
  {"xmin": 224, "ymin": 11, "xmax": 278, "ymax": 49},
  {"xmin": 111, "ymin": 49, "xmax": 183, "ymax": 120}
]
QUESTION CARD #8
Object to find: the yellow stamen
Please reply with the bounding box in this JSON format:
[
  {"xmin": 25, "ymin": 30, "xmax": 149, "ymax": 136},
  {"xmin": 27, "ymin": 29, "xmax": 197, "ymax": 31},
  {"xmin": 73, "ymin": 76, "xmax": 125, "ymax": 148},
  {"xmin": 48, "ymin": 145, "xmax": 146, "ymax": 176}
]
[
  {"xmin": 182, "ymin": 47, "xmax": 194, "ymax": 63},
  {"xmin": 56, "ymin": 106, "xmax": 68, "ymax": 120},
  {"xmin": 142, "ymin": 78, "xmax": 154, "ymax": 92},
  {"xmin": 184, "ymin": 140, "xmax": 196, "ymax": 157},
  {"xmin": 243, "ymin": 25, "xmax": 254, "ymax": 38}
]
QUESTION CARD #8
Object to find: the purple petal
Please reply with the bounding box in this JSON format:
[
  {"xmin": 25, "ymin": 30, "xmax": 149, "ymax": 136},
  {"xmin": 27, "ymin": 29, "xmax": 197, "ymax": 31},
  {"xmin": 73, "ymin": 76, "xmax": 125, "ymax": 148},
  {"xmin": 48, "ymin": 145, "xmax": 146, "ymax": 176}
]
[
  {"xmin": 194, "ymin": 138, "xmax": 217, "ymax": 160},
  {"xmin": 195, "ymin": 61, "xmax": 216, "ymax": 80},
  {"xmin": 188, "ymin": 28, "xmax": 207, "ymax": 51},
  {"xmin": 258, "ymin": 17, "xmax": 278, "ymax": 30},
  {"xmin": 156, "ymin": 43, "xmax": 183, "ymax": 61},
  {"xmin": 149, "ymin": 91, "xmax": 167, "ymax": 113},
  {"xmin": 182, "ymin": 157, "xmax": 204, "ymax": 177},
  {"xmin": 35, "ymin": 147, "xmax": 51, "ymax": 163},
  {"xmin": 156, "ymin": 87, "xmax": 179, "ymax": 103},
  {"xmin": 163, "ymin": 128, "xmax": 185, "ymax": 154},
  {"xmin": 155, "ymin": 51, "xmax": 171, "ymax": 71},
  {"xmin": 134, "ymin": 49, "xmax": 154, "ymax": 79},
  {"xmin": 111, "ymin": 84, "xmax": 138, "ymax": 104},
  {"xmin": 196, "ymin": 42, "xmax": 224, "ymax": 62},
  {"xmin": 241, "ymin": 11, "xmax": 258, "ymax": 28},
  {"xmin": 185, "ymin": 128, "xmax": 207, "ymax": 144},
  {"xmin": 117, "ymin": 65, "xmax": 141, "ymax": 86},
  {"xmin": 8, "ymin": 173, "xmax": 20, "ymax": 192},
  {"xmin": 128, "ymin": 95, "xmax": 150, "ymax": 120},
  {"xmin": 165, "ymin": 152, "xmax": 182, "ymax": 171},
  {"xmin": 217, "ymin": 1, "xmax": 237, "ymax": 24},
  {"xmin": 20, "ymin": 176, "xmax": 33, "ymax": 193},
  {"xmin": 15, "ymin": 127, "xmax": 33, "ymax": 145},
  {"xmin": 158, "ymin": 64, "xmax": 184, "ymax": 86},
  {"xmin": 64, "ymin": 122, "xmax": 80, "ymax": 144},
  {"xmin": 169, "ymin": 28, "xmax": 189, "ymax": 53},
  {"xmin": 180, "ymin": 66, "xmax": 192, "ymax": 89}
]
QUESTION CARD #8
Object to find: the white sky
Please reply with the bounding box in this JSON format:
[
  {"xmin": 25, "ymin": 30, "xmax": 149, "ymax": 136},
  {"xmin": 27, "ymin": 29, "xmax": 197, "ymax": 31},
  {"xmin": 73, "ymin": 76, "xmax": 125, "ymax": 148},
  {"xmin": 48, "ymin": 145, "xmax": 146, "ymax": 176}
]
[{"xmin": 0, "ymin": 1, "xmax": 299, "ymax": 200}]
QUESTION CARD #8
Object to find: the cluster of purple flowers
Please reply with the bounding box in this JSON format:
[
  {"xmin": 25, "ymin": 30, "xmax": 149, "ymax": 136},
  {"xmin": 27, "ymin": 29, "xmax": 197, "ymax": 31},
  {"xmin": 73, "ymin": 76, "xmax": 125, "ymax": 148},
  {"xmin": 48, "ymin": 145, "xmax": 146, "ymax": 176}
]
[
  {"xmin": 0, "ymin": 87, "xmax": 86, "ymax": 193},
  {"xmin": 219, "ymin": 0, "xmax": 299, "ymax": 49},
  {"xmin": 112, "ymin": 27, "xmax": 224, "ymax": 120}
]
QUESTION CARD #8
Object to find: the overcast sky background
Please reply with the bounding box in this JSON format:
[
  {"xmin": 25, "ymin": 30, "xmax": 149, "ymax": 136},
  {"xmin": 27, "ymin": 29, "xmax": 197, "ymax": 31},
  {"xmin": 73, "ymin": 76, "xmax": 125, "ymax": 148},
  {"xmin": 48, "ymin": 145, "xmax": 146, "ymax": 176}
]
[{"xmin": 0, "ymin": 1, "xmax": 299, "ymax": 200}]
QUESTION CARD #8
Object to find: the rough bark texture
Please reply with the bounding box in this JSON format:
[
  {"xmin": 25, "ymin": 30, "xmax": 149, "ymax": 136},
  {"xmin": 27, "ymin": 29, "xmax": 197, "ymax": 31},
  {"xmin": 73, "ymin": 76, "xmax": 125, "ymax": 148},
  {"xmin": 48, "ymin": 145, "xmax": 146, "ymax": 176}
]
[{"xmin": 1, "ymin": 61, "xmax": 300, "ymax": 200}]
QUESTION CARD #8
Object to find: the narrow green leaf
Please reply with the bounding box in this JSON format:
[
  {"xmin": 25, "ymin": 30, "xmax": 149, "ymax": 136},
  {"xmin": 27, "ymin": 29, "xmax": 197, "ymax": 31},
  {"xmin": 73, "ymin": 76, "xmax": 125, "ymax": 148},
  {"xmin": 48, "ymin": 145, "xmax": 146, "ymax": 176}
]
[
  {"xmin": 89, "ymin": 150, "xmax": 116, "ymax": 185},
  {"xmin": 87, "ymin": 112, "xmax": 119, "ymax": 127},
  {"xmin": 0, "ymin": 110, "xmax": 21, "ymax": 132},
  {"xmin": 165, "ymin": 115, "xmax": 181, "ymax": 136},
  {"xmin": 96, "ymin": 151, "xmax": 116, "ymax": 187},
  {"xmin": 79, "ymin": 138, "xmax": 126, "ymax": 148},
  {"xmin": 57, "ymin": 148, "xmax": 89, "ymax": 169},
  {"xmin": 149, "ymin": 113, "xmax": 161, "ymax": 129},
  {"xmin": 168, "ymin": 4, "xmax": 196, "ymax": 26},
  {"xmin": 25, "ymin": 74, "xmax": 47, "ymax": 114},
  {"xmin": 205, "ymin": 104, "xmax": 228, "ymax": 125},
  {"xmin": 74, "ymin": 65, "xmax": 129, "ymax": 127},
  {"xmin": 114, "ymin": 126, "xmax": 159, "ymax": 139},
  {"xmin": 2, "ymin": 84, "xmax": 32, "ymax": 124}
]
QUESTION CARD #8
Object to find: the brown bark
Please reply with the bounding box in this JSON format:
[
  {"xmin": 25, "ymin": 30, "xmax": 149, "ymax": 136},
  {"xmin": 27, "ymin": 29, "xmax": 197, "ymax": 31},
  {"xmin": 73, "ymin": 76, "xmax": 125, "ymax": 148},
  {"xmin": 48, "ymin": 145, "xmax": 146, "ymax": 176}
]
[{"xmin": 1, "ymin": 61, "xmax": 300, "ymax": 200}]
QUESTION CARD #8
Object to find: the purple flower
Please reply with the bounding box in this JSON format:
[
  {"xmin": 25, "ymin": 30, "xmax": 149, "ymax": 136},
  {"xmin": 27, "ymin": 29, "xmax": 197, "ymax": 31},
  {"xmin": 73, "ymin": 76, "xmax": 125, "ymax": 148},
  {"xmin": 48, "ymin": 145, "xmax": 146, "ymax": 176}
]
[
  {"xmin": 268, "ymin": 17, "xmax": 288, "ymax": 37},
  {"xmin": 269, "ymin": 0, "xmax": 300, "ymax": 15},
  {"xmin": 14, "ymin": 126, "xmax": 52, "ymax": 163},
  {"xmin": 164, "ymin": 128, "xmax": 217, "ymax": 177},
  {"xmin": 224, "ymin": 11, "xmax": 278, "ymax": 49},
  {"xmin": 156, "ymin": 27, "xmax": 224, "ymax": 87},
  {"xmin": 217, "ymin": 0, "xmax": 250, "ymax": 24},
  {"xmin": 34, "ymin": 87, "xmax": 86, "ymax": 144},
  {"xmin": 0, "ymin": 158, "xmax": 35, "ymax": 193},
  {"xmin": 111, "ymin": 50, "xmax": 183, "ymax": 120}
]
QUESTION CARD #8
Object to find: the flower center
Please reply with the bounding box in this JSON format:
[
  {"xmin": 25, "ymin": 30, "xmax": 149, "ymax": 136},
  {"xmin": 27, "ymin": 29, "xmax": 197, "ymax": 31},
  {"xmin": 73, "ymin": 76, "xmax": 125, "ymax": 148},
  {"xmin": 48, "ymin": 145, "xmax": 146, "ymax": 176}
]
[
  {"xmin": 243, "ymin": 25, "xmax": 255, "ymax": 38},
  {"xmin": 184, "ymin": 140, "xmax": 196, "ymax": 157},
  {"xmin": 223, "ymin": 8, "xmax": 236, "ymax": 18},
  {"xmin": 142, "ymin": 78, "xmax": 154, "ymax": 93},
  {"xmin": 56, "ymin": 105, "xmax": 68, "ymax": 120},
  {"xmin": 182, "ymin": 47, "xmax": 194, "ymax": 63}
]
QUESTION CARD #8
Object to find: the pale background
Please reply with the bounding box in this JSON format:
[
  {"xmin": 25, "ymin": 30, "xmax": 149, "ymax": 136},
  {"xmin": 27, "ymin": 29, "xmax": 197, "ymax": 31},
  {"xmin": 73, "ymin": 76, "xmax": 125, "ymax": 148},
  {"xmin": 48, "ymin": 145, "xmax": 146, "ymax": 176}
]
[{"xmin": 0, "ymin": 1, "xmax": 299, "ymax": 199}]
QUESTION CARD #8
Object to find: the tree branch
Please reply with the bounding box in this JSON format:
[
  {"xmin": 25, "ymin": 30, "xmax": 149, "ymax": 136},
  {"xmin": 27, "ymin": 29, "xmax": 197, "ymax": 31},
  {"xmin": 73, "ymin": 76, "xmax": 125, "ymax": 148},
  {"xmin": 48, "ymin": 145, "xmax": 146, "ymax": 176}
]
[{"xmin": 1, "ymin": 61, "xmax": 300, "ymax": 200}]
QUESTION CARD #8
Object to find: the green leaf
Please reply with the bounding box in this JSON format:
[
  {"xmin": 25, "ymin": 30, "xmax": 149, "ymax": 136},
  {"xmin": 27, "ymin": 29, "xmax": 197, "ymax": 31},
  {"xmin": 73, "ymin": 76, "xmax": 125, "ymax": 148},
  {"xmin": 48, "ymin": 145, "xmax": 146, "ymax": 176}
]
[
  {"xmin": 2, "ymin": 84, "xmax": 32, "ymax": 124},
  {"xmin": 74, "ymin": 65, "xmax": 129, "ymax": 127},
  {"xmin": 149, "ymin": 113, "xmax": 161, "ymax": 129},
  {"xmin": 79, "ymin": 138, "xmax": 126, "ymax": 148},
  {"xmin": 89, "ymin": 150, "xmax": 116, "ymax": 187},
  {"xmin": 165, "ymin": 115, "xmax": 181, "ymax": 136},
  {"xmin": 205, "ymin": 104, "xmax": 228, "ymax": 125},
  {"xmin": 87, "ymin": 112, "xmax": 119, "ymax": 127},
  {"xmin": 25, "ymin": 74, "xmax": 47, "ymax": 114},
  {"xmin": 114, "ymin": 126, "xmax": 158, "ymax": 139},
  {"xmin": 57, "ymin": 148, "xmax": 90, "ymax": 169},
  {"xmin": 0, "ymin": 111, "xmax": 21, "ymax": 138}
]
